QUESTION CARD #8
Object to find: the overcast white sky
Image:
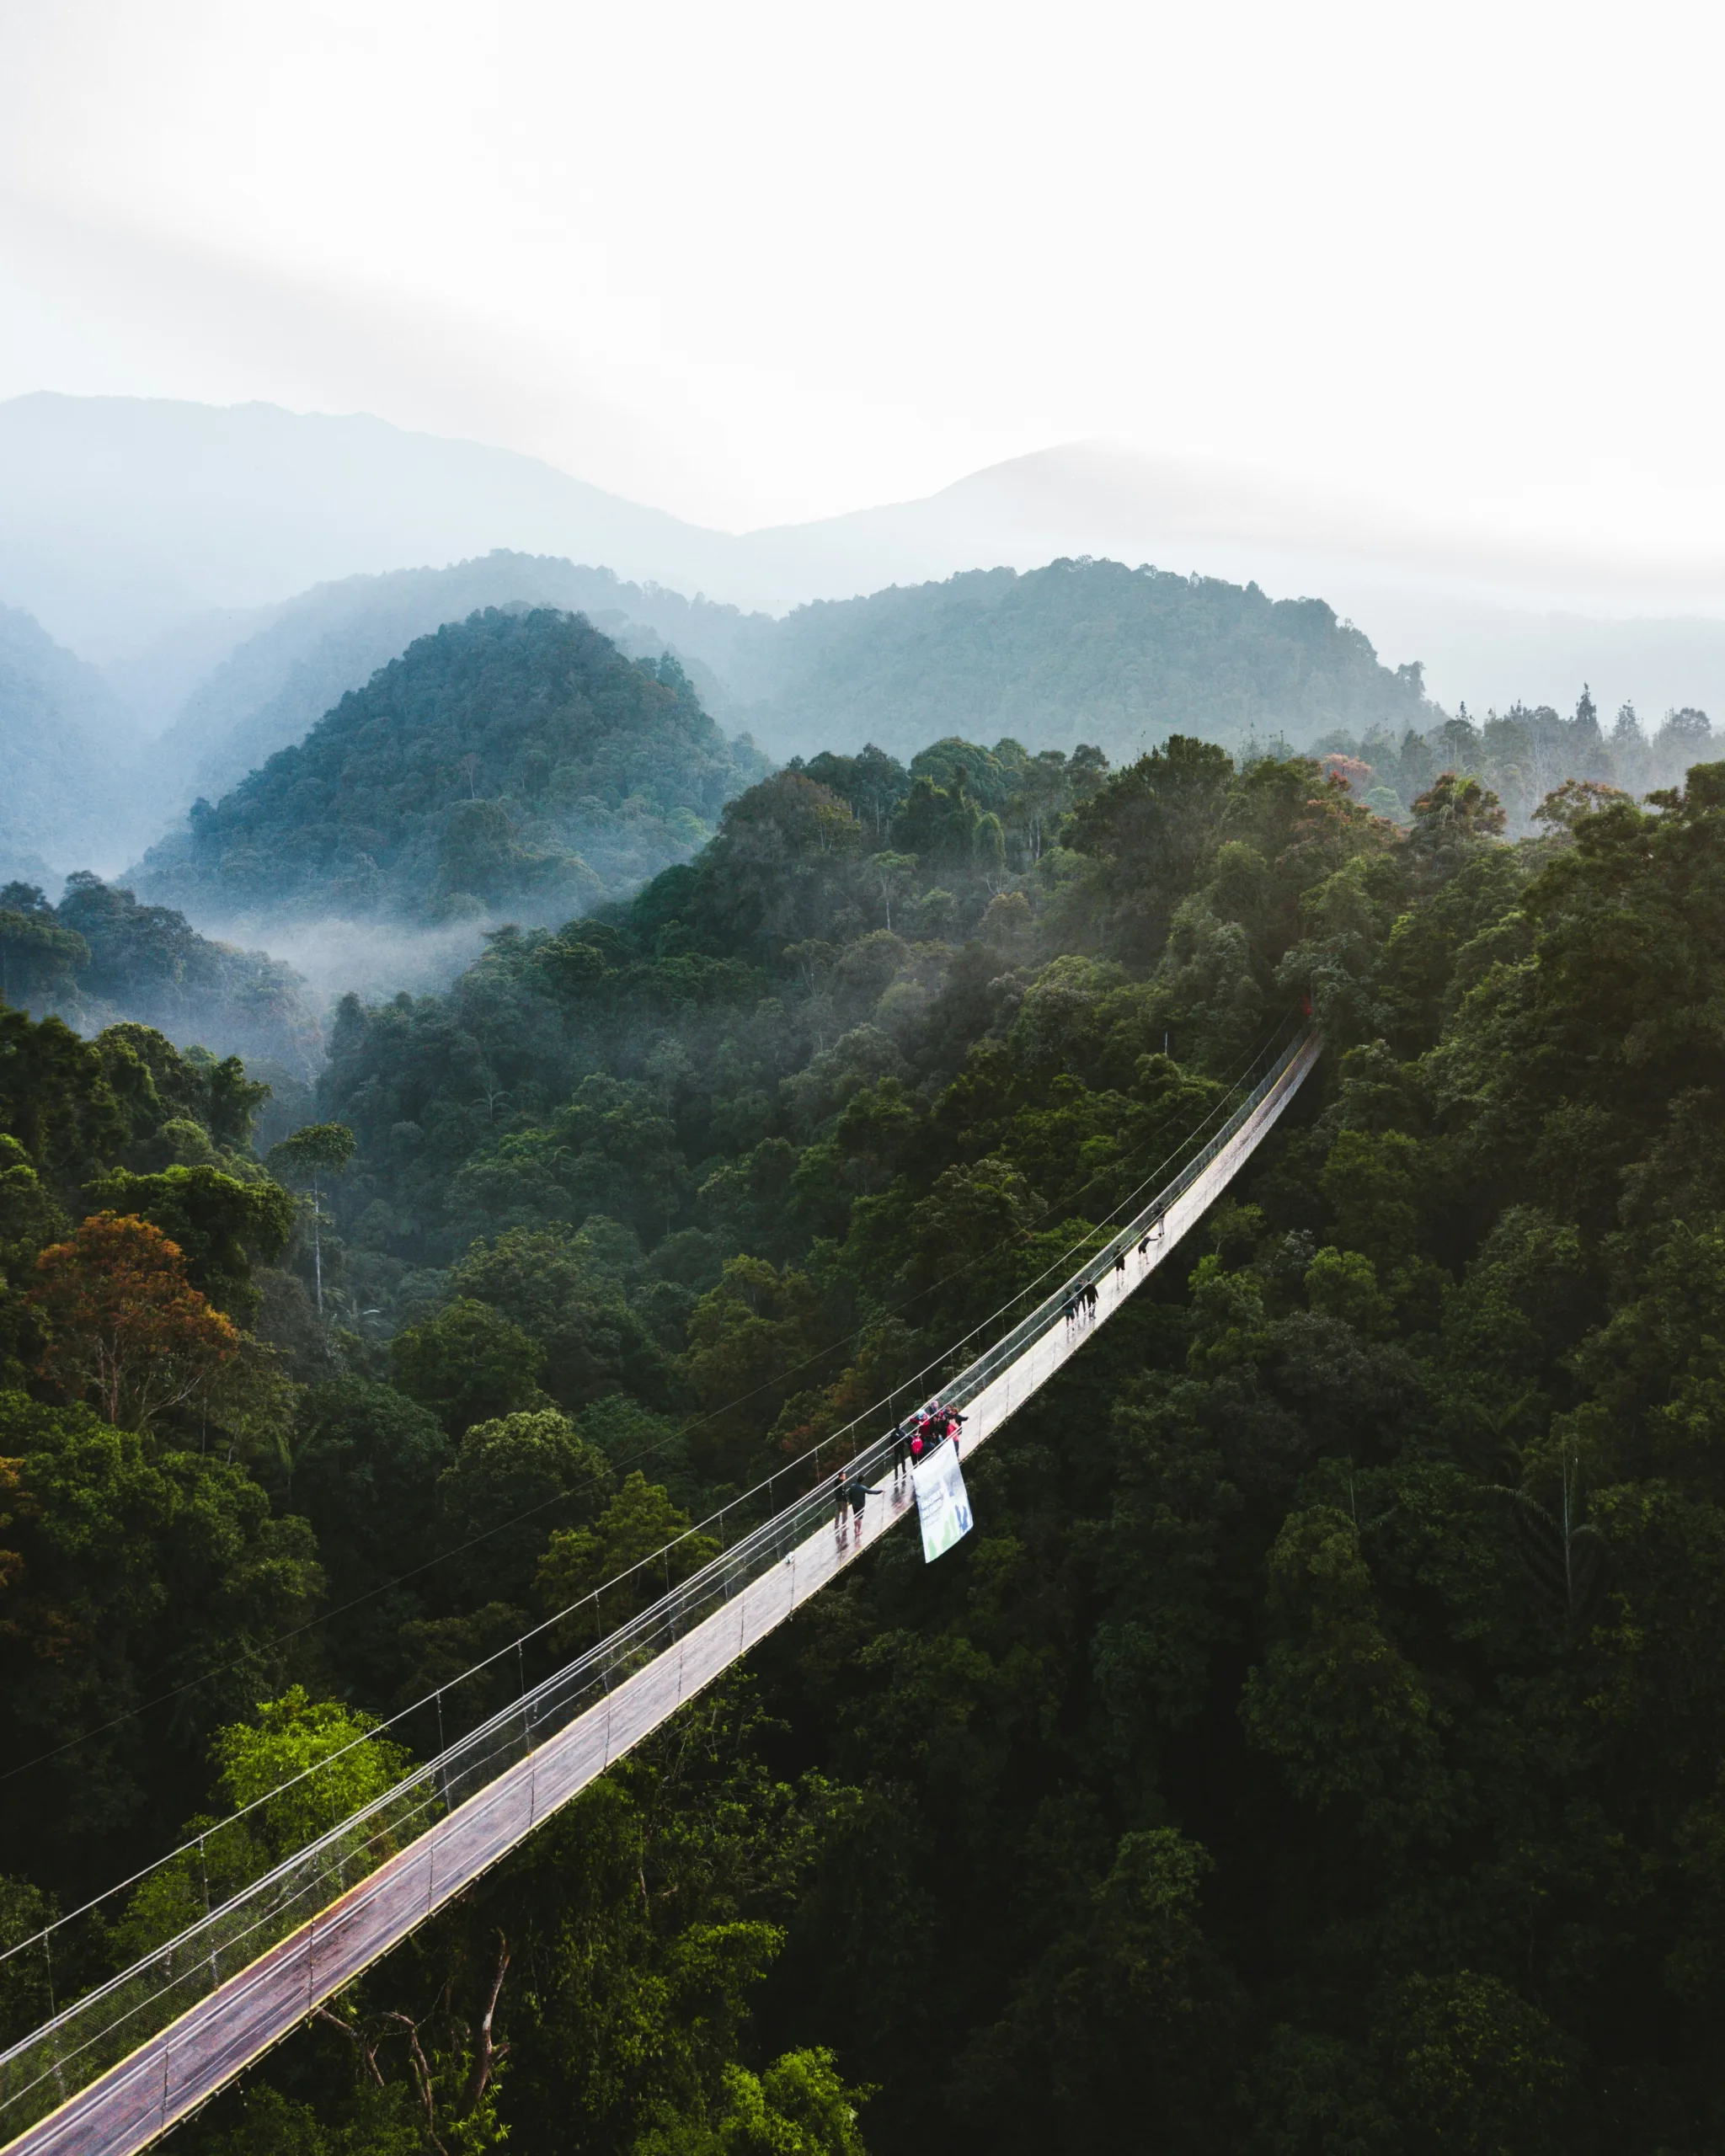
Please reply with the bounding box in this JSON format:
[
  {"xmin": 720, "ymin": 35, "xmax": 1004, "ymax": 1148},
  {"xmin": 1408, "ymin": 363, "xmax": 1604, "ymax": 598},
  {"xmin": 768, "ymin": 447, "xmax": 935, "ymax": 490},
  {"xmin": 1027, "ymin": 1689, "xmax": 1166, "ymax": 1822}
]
[{"xmin": 1, "ymin": 0, "xmax": 1722, "ymax": 555}]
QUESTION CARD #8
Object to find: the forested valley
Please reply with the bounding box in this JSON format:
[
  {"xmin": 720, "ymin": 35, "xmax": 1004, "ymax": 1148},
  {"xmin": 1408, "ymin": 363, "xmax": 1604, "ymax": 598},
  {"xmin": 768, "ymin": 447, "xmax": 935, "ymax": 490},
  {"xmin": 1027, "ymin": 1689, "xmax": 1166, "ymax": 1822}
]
[{"xmin": 8, "ymin": 682, "xmax": 1725, "ymax": 2153}]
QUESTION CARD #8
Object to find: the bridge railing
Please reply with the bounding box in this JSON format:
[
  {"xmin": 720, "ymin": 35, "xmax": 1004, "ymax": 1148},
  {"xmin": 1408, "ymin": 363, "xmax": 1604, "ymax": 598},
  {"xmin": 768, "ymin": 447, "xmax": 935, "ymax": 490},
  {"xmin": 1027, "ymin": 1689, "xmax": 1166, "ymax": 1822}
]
[
  {"xmin": 940, "ymin": 1018, "xmax": 1311, "ymax": 1422},
  {"xmin": 0, "ymin": 1022, "xmax": 1314, "ymax": 2146}
]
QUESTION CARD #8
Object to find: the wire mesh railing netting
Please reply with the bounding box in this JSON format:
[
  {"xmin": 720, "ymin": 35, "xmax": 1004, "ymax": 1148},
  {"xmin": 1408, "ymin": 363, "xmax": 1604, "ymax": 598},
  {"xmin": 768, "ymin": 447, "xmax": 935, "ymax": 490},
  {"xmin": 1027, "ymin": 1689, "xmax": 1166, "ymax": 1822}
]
[{"xmin": 0, "ymin": 1023, "xmax": 1314, "ymax": 2145}]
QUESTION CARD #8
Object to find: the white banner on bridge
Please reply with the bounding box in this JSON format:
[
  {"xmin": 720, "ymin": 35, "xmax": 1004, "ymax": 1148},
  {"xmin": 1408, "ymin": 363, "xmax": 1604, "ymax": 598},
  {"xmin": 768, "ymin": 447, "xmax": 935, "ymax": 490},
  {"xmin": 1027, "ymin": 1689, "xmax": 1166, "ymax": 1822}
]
[{"xmin": 912, "ymin": 1442, "xmax": 973, "ymax": 1562}]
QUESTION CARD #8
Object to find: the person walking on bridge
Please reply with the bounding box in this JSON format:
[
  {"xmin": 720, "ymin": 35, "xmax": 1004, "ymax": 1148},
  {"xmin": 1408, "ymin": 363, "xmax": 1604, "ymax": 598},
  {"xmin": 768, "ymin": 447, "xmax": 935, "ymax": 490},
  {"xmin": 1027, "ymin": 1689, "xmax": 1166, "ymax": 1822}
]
[
  {"xmin": 890, "ymin": 1421, "xmax": 911, "ymax": 1482},
  {"xmin": 847, "ymin": 1470, "xmax": 883, "ymax": 1534}
]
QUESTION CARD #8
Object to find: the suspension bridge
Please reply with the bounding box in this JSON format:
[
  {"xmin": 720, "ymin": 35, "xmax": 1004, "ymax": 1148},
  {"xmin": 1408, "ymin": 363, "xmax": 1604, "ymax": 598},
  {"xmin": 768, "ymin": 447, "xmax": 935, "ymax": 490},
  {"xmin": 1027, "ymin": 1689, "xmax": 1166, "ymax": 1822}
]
[{"xmin": 0, "ymin": 1025, "xmax": 1322, "ymax": 2156}]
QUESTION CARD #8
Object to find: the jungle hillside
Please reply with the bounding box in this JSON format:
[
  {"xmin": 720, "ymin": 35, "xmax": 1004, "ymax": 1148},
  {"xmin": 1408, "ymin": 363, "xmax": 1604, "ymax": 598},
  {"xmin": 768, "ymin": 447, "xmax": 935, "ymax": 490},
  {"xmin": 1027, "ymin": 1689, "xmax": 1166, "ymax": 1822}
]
[{"xmin": 7, "ymin": 715, "xmax": 1725, "ymax": 2153}]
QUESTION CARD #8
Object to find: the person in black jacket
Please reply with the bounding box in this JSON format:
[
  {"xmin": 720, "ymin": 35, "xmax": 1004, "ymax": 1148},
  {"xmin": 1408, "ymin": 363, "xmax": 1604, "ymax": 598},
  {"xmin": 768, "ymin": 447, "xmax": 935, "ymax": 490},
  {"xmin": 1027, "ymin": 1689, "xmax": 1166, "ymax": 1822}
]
[{"xmin": 847, "ymin": 1470, "xmax": 883, "ymax": 1532}]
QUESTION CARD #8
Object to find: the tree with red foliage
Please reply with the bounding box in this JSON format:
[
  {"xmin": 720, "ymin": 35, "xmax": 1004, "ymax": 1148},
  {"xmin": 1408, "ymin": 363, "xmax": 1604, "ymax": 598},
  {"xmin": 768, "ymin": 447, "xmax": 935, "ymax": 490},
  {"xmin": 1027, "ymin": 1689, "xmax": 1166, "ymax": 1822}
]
[
  {"xmin": 29, "ymin": 1212, "xmax": 238, "ymax": 1436},
  {"xmin": 1322, "ymin": 752, "xmax": 1375, "ymax": 795}
]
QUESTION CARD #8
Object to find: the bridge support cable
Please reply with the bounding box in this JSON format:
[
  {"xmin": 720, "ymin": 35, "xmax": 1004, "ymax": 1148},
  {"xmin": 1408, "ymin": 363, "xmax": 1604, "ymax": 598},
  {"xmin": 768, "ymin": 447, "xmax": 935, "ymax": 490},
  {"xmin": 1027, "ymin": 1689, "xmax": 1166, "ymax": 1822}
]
[{"xmin": 0, "ymin": 1028, "xmax": 1321, "ymax": 2156}]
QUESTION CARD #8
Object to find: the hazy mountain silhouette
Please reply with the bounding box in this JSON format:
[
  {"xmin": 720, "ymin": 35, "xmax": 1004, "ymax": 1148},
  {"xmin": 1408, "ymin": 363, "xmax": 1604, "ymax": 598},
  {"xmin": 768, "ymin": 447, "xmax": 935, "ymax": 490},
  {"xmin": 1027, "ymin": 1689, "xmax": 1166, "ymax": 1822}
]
[
  {"xmin": 0, "ymin": 393, "xmax": 738, "ymax": 661},
  {"xmin": 0, "ymin": 604, "xmax": 147, "ymax": 882},
  {"xmin": 8, "ymin": 394, "xmax": 1725, "ymax": 749}
]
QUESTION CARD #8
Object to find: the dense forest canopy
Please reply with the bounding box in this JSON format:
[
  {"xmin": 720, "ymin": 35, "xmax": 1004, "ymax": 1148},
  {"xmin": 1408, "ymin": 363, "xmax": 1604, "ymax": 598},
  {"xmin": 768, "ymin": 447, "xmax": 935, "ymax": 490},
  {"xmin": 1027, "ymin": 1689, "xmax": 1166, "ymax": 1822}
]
[
  {"xmin": 7, "ymin": 723, "xmax": 1725, "ymax": 2151},
  {"xmin": 133, "ymin": 608, "xmax": 770, "ymax": 928}
]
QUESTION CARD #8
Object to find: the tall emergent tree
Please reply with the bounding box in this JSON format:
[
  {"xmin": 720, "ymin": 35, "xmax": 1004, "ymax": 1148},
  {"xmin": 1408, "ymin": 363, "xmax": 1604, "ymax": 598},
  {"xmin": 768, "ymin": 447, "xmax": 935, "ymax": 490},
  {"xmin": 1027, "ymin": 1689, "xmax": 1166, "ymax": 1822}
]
[{"xmin": 266, "ymin": 1123, "xmax": 357, "ymax": 1317}]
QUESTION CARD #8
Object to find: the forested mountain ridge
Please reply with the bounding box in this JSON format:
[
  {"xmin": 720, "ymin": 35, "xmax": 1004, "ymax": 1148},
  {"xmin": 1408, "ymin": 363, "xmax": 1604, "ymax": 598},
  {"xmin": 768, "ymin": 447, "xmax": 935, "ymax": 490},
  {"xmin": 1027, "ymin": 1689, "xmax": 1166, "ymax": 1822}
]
[
  {"xmin": 717, "ymin": 556, "xmax": 1440, "ymax": 763},
  {"xmin": 70, "ymin": 542, "xmax": 1720, "ymax": 899},
  {"xmin": 8, "ymin": 732, "xmax": 1725, "ymax": 2149},
  {"xmin": 133, "ymin": 607, "xmax": 770, "ymax": 927},
  {"xmin": 117, "ymin": 553, "xmax": 1435, "ymax": 838},
  {"xmin": 139, "ymin": 552, "xmax": 756, "ymax": 824}
]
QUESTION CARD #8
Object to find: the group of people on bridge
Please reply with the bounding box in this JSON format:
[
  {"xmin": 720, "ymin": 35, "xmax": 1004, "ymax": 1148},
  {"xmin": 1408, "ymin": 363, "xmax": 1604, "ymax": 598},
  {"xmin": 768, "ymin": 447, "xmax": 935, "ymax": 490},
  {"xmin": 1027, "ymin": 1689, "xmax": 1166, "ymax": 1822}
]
[
  {"xmin": 891, "ymin": 1398, "xmax": 964, "ymax": 1478},
  {"xmin": 1060, "ymin": 1207, "xmax": 1167, "ymax": 1331},
  {"xmin": 833, "ymin": 1397, "xmax": 965, "ymax": 1541},
  {"xmin": 830, "ymin": 1204, "xmax": 1172, "ymax": 1547}
]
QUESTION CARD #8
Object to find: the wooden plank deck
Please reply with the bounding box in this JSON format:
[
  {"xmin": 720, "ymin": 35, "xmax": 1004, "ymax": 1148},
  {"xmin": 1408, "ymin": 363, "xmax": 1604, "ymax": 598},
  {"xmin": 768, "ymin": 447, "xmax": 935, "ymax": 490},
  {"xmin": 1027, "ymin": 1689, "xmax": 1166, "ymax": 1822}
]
[{"xmin": 2, "ymin": 1031, "xmax": 1320, "ymax": 2156}]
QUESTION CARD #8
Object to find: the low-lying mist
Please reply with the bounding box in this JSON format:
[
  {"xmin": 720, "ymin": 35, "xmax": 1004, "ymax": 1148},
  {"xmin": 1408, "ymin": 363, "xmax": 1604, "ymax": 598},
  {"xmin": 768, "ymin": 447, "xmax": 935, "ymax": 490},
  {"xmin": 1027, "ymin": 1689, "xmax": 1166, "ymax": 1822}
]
[{"xmin": 189, "ymin": 912, "xmax": 496, "ymax": 1006}]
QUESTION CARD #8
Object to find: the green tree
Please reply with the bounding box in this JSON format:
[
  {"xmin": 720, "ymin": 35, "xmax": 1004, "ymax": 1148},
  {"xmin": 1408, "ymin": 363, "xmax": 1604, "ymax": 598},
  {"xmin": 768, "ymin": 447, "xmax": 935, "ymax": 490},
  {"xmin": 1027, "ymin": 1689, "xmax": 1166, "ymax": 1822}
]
[
  {"xmin": 266, "ymin": 1123, "xmax": 357, "ymax": 1316},
  {"xmin": 291, "ymin": 1380, "xmax": 451, "ymax": 1556},
  {"xmin": 390, "ymin": 1299, "xmax": 547, "ymax": 1436},
  {"xmin": 634, "ymin": 2049, "xmax": 871, "ymax": 2155},
  {"xmin": 0, "ymin": 1392, "xmax": 323, "ymax": 1872},
  {"xmin": 953, "ymin": 1828, "xmax": 1234, "ymax": 2149},
  {"xmin": 436, "ymin": 1409, "xmax": 611, "ymax": 1605},
  {"xmin": 113, "ymin": 1686, "xmax": 415, "ymax": 1962},
  {"xmin": 1239, "ymin": 1507, "xmax": 1453, "ymax": 1844},
  {"xmin": 540, "ymin": 1472, "xmax": 719, "ymax": 1649},
  {"xmin": 0, "ymin": 1006, "xmax": 127, "ymax": 1178},
  {"xmin": 84, "ymin": 1163, "xmax": 297, "ymax": 1322},
  {"xmin": 681, "ymin": 1259, "xmax": 829, "ymax": 1477},
  {"xmin": 1377, "ymin": 1972, "xmax": 1575, "ymax": 2153},
  {"xmin": 0, "ymin": 1872, "xmax": 55, "ymax": 2050},
  {"xmin": 0, "ymin": 905, "xmax": 88, "ymax": 1011},
  {"xmin": 448, "ymin": 1227, "xmax": 670, "ymax": 1410},
  {"xmin": 889, "ymin": 777, "xmax": 978, "ymax": 866}
]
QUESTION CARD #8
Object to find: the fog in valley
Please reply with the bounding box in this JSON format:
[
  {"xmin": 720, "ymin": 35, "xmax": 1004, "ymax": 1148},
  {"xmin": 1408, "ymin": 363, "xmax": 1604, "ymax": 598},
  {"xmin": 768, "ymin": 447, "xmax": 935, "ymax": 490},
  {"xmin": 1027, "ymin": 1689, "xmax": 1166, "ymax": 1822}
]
[{"xmin": 187, "ymin": 913, "xmax": 494, "ymax": 1006}]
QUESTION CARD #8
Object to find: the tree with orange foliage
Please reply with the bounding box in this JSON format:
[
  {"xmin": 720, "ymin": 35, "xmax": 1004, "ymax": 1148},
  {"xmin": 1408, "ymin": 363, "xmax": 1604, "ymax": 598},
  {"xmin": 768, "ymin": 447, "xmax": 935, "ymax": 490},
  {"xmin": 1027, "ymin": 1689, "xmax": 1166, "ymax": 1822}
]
[{"xmin": 29, "ymin": 1213, "xmax": 239, "ymax": 1436}]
